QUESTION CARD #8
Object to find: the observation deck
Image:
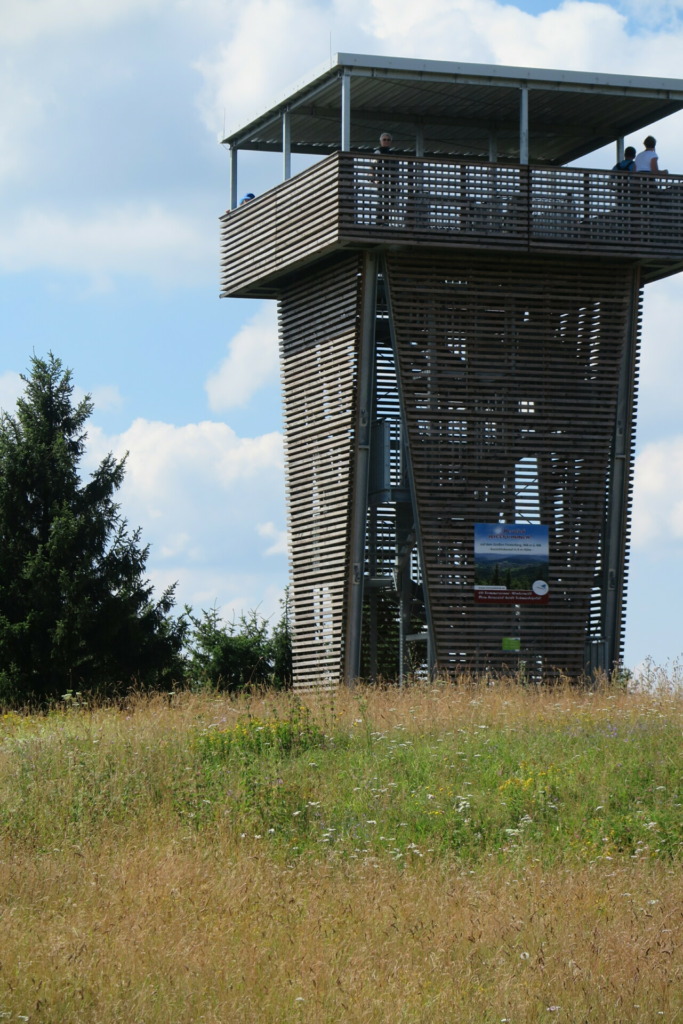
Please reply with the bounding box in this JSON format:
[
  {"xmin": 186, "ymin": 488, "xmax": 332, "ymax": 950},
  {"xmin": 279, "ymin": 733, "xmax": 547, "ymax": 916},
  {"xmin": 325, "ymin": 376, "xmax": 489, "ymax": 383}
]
[{"xmin": 221, "ymin": 153, "xmax": 683, "ymax": 298}]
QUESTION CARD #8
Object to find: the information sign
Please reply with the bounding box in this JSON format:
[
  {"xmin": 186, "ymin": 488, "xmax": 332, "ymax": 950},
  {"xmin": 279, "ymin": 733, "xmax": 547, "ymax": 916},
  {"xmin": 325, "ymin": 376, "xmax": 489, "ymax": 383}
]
[{"xmin": 474, "ymin": 524, "xmax": 549, "ymax": 604}]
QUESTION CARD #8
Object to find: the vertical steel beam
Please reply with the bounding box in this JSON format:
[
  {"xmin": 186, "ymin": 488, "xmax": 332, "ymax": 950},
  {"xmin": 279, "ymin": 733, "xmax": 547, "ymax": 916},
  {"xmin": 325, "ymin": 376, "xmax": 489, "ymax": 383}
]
[
  {"xmin": 382, "ymin": 256, "xmax": 436, "ymax": 674},
  {"xmin": 344, "ymin": 252, "xmax": 378, "ymax": 682},
  {"xmin": 519, "ymin": 85, "xmax": 529, "ymax": 165},
  {"xmin": 283, "ymin": 109, "xmax": 292, "ymax": 181},
  {"xmin": 602, "ymin": 273, "xmax": 641, "ymax": 672},
  {"xmin": 228, "ymin": 144, "xmax": 238, "ymax": 210},
  {"xmin": 415, "ymin": 123, "xmax": 424, "ymax": 157},
  {"xmin": 488, "ymin": 132, "xmax": 498, "ymax": 163},
  {"xmin": 616, "ymin": 136, "xmax": 624, "ymax": 164},
  {"xmin": 341, "ymin": 71, "xmax": 351, "ymax": 151}
]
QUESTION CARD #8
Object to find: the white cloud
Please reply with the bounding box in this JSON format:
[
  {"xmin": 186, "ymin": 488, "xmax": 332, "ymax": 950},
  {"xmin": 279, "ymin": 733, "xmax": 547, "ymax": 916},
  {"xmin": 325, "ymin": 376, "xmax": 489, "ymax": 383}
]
[
  {"xmin": 632, "ymin": 436, "xmax": 683, "ymax": 547},
  {"xmin": 0, "ymin": 206, "xmax": 209, "ymax": 287},
  {"xmin": 90, "ymin": 385, "xmax": 124, "ymax": 412},
  {"xmin": 195, "ymin": 0, "xmax": 352, "ymax": 138},
  {"xmin": 0, "ymin": 64, "xmax": 48, "ymax": 185},
  {"xmin": 205, "ymin": 304, "xmax": 279, "ymax": 411},
  {"xmin": 0, "ymin": 0, "xmax": 163, "ymax": 45},
  {"xmin": 72, "ymin": 384, "xmax": 124, "ymax": 412},
  {"xmin": 0, "ymin": 371, "xmax": 23, "ymax": 414},
  {"xmin": 88, "ymin": 417, "xmax": 284, "ymax": 510},
  {"xmin": 195, "ymin": 0, "xmax": 683, "ymax": 144},
  {"xmin": 84, "ymin": 418, "xmax": 288, "ymax": 616},
  {"xmin": 257, "ymin": 520, "xmax": 290, "ymax": 556},
  {"xmin": 638, "ymin": 280, "xmax": 683, "ymax": 424}
]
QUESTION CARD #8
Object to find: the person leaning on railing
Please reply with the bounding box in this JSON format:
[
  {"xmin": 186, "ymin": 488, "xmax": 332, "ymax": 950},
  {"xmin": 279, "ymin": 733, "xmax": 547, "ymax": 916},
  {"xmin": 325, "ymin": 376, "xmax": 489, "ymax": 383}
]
[{"xmin": 635, "ymin": 136, "xmax": 667, "ymax": 175}]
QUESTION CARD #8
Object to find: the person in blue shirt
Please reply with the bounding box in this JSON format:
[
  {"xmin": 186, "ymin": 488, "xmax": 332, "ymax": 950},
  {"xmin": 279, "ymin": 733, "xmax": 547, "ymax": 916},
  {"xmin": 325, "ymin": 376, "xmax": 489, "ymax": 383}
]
[{"xmin": 613, "ymin": 146, "xmax": 636, "ymax": 173}]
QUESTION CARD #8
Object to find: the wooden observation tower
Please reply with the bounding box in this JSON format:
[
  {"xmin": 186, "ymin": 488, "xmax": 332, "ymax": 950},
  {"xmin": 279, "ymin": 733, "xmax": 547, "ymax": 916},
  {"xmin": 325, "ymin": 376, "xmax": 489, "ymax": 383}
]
[{"xmin": 220, "ymin": 54, "xmax": 683, "ymax": 687}]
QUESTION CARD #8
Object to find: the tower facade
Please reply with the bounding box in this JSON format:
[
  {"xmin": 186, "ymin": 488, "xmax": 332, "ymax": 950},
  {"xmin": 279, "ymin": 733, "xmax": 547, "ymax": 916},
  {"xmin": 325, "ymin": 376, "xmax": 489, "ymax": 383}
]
[{"xmin": 221, "ymin": 56, "xmax": 683, "ymax": 686}]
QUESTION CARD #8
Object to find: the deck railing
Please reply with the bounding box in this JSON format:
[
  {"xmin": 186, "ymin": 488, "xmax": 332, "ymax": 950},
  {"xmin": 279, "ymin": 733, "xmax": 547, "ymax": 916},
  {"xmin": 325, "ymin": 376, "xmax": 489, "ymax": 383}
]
[{"xmin": 221, "ymin": 153, "xmax": 683, "ymax": 296}]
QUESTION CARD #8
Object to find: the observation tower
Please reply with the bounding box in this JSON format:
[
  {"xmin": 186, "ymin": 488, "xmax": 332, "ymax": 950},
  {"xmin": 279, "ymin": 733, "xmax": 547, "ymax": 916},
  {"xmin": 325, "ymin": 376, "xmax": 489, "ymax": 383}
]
[{"xmin": 220, "ymin": 54, "xmax": 683, "ymax": 687}]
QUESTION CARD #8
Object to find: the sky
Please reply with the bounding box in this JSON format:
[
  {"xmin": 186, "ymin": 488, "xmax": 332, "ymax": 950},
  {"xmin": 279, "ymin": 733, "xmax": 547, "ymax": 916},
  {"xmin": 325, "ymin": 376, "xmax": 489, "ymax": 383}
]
[{"xmin": 2, "ymin": 0, "xmax": 683, "ymax": 674}]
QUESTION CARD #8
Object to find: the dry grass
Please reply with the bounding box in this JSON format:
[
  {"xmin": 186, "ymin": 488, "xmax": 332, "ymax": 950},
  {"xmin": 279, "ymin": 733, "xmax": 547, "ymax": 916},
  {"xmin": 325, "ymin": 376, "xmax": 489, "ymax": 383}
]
[
  {"xmin": 1, "ymin": 679, "xmax": 682, "ymax": 1023},
  {"xmin": 2, "ymin": 843, "xmax": 682, "ymax": 1023}
]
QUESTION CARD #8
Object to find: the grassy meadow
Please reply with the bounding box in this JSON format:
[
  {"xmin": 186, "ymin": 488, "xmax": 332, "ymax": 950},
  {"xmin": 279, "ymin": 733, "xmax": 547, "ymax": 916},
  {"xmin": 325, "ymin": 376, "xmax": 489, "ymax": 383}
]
[{"xmin": 1, "ymin": 678, "xmax": 682, "ymax": 1023}]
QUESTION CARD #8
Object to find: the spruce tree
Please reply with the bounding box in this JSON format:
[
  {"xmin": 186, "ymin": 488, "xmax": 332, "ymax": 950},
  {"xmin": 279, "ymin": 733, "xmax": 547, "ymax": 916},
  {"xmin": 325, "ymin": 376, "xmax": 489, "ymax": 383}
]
[{"xmin": 0, "ymin": 354, "xmax": 185, "ymax": 702}]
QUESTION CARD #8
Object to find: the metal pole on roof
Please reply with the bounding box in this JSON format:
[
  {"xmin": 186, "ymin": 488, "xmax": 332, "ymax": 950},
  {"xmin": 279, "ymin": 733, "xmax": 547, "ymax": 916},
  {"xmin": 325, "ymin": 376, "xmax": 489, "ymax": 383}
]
[
  {"xmin": 519, "ymin": 85, "xmax": 529, "ymax": 164},
  {"xmin": 341, "ymin": 70, "xmax": 351, "ymax": 151},
  {"xmin": 283, "ymin": 109, "xmax": 292, "ymax": 181},
  {"xmin": 228, "ymin": 144, "xmax": 238, "ymax": 210}
]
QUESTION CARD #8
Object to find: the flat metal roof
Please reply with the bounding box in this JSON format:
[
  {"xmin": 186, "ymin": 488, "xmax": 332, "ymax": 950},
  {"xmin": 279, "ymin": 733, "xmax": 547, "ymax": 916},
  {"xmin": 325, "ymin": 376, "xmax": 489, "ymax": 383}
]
[{"xmin": 223, "ymin": 53, "xmax": 683, "ymax": 165}]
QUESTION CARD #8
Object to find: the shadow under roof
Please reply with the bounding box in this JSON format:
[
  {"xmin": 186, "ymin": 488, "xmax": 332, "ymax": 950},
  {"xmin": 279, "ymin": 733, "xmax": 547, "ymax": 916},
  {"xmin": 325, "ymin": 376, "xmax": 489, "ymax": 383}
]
[{"xmin": 223, "ymin": 53, "xmax": 683, "ymax": 166}]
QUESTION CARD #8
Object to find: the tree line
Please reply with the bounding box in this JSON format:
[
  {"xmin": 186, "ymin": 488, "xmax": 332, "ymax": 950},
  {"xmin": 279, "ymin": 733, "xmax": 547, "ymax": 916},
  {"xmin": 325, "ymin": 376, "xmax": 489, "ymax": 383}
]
[{"xmin": 0, "ymin": 355, "xmax": 291, "ymax": 706}]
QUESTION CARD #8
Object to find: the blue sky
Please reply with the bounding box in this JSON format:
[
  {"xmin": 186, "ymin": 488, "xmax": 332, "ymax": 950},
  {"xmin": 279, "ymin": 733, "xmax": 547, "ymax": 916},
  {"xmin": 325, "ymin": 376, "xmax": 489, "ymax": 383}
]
[{"xmin": 2, "ymin": 0, "xmax": 683, "ymax": 673}]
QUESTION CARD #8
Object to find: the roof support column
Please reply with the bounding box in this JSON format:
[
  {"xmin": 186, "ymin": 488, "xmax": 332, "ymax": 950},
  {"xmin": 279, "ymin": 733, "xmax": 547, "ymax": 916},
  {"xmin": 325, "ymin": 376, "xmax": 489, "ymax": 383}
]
[
  {"xmin": 228, "ymin": 144, "xmax": 238, "ymax": 210},
  {"xmin": 415, "ymin": 123, "xmax": 424, "ymax": 157},
  {"xmin": 341, "ymin": 70, "xmax": 351, "ymax": 151},
  {"xmin": 519, "ymin": 85, "xmax": 529, "ymax": 164},
  {"xmin": 616, "ymin": 136, "xmax": 624, "ymax": 163},
  {"xmin": 489, "ymin": 132, "xmax": 498, "ymax": 163},
  {"xmin": 282, "ymin": 108, "xmax": 291, "ymax": 181}
]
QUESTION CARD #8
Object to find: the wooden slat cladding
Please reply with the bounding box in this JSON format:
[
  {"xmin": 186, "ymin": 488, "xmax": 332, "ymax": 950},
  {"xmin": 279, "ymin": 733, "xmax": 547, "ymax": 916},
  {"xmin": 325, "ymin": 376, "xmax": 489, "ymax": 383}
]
[
  {"xmin": 220, "ymin": 157, "xmax": 343, "ymax": 298},
  {"xmin": 220, "ymin": 154, "xmax": 683, "ymax": 298},
  {"xmin": 279, "ymin": 256, "xmax": 363, "ymax": 689},
  {"xmin": 384, "ymin": 251, "xmax": 640, "ymax": 677}
]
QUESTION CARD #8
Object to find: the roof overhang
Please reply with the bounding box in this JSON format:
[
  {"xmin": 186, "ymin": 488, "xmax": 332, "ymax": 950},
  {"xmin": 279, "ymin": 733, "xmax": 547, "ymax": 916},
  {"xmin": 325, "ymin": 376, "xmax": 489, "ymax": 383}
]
[{"xmin": 223, "ymin": 53, "xmax": 683, "ymax": 166}]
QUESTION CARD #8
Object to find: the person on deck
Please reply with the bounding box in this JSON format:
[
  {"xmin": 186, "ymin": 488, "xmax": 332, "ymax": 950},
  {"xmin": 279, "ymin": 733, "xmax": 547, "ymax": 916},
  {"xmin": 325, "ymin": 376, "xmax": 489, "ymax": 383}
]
[
  {"xmin": 372, "ymin": 132, "xmax": 399, "ymax": 226},
  {"xmin": 613, "ymin": 146, "xmax": 636, "ymax": 172},
  {"xmin": 635, "ymin": 137, "xmax": 667, "ymax": 175}
]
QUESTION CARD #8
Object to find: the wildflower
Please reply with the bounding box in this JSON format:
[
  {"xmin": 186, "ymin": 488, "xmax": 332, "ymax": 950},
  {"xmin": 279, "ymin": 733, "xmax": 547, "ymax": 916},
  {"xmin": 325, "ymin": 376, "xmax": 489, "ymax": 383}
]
[{"xmin": 520, "ymin": 951, "xmax": 530, "ymax": 960}]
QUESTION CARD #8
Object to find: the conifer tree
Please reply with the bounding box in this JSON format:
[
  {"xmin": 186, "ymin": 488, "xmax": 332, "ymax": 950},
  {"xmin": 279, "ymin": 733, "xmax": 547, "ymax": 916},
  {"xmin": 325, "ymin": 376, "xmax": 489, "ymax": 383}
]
[{"xmin": 0, "ymin": 354, "xmax": 185, "ymax": 702}]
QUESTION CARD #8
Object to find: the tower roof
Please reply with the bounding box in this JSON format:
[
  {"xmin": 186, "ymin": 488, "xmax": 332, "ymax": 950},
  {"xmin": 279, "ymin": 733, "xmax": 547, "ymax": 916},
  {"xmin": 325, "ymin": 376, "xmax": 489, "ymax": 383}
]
[{"xmin": 223, "ymin": 53, "xmax": 683, "ymax": 166}]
